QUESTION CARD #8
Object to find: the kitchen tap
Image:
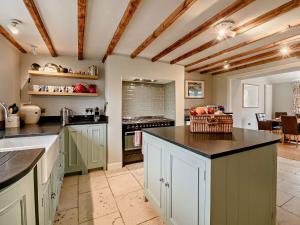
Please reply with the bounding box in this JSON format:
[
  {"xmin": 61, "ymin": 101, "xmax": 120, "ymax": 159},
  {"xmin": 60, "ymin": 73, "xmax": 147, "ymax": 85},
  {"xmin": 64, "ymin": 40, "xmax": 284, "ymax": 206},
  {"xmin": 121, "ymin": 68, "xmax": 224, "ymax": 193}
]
[{"xmin": 0, "ymin": 102, "xmax": 8, "ymax": 119}]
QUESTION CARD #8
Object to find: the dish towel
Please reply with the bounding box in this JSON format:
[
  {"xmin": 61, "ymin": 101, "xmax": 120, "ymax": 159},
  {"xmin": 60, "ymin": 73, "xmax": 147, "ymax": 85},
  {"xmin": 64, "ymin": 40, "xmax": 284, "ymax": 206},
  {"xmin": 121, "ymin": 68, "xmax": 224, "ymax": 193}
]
[{"xmin": 134, "ymin": 131, "xmax": 142, "ymax": 147}]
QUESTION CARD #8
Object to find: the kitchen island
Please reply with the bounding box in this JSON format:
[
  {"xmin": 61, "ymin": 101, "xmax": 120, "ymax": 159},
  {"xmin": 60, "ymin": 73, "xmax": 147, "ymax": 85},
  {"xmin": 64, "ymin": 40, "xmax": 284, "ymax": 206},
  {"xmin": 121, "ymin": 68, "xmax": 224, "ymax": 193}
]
[{"xmin": 143, "ymin": 126, "xmax": 280, "ymax": 225}]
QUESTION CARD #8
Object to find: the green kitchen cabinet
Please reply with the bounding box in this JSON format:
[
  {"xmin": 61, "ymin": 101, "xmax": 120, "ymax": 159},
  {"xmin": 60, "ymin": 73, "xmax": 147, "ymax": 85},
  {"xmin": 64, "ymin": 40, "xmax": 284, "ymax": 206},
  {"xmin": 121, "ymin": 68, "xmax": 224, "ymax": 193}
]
[
  {"xmin": 64, "ymin": 124, "xmax": 107, "ymax": 174},
  {"xmin": 0, "ymin": 170, "xmax": 36, "ymax": 225},
  {"xmin": 64, "ymin": 125, "xmax": 85, "ymax": 173}
]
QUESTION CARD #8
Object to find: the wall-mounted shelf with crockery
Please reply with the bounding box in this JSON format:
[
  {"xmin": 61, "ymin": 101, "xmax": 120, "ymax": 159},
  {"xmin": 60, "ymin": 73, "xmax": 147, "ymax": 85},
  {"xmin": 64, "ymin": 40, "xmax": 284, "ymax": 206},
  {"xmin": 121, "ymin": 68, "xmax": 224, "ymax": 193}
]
[
  {"xmin": 28, "ymin": 70, "xmax": 99, "ymax": 80},
  {"xmin": 28, "ymin": 91, "xmax": 99, "ymax": 97}
]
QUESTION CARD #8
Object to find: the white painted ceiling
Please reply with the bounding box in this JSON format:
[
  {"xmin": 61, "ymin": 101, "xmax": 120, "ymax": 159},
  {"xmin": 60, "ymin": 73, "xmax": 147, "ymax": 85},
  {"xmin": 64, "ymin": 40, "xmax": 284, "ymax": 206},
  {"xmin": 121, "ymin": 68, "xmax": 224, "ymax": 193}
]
[{"xmin": 1, "ymin": 0, "xmax": 300, "ymax": 68}]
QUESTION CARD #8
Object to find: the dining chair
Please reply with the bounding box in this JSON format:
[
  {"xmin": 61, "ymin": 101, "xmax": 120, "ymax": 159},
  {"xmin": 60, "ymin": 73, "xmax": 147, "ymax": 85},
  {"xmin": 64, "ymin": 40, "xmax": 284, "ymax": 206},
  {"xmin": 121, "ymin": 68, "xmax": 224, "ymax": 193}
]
[
  {"xmin": 281, "ymin": 115, "xmax": 299, "ymax": 147},
  {"xmin": 275, "ymin": 112, "xmax": 287, "ymax": 118},
  {"xmin": 296, "ymin": 114, "xmax": 300, "ymax": 118},
  {"xmin": 255, "ymin": 113, "xmax": 272, "ymax": 131}
]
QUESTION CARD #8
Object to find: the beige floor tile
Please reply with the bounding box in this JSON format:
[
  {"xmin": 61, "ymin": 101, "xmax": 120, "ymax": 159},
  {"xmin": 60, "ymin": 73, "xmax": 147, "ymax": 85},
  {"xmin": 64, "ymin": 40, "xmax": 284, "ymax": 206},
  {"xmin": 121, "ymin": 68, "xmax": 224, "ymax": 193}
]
[
  {"xmin": 277, "ymin": 207, "xmax": 300, "ymax": 225},
  {"xmin": 63, "ymin": 176, "xmax": 78, "ymax": 187},
  {"xmin": 105, "ymin": 167, "xmax": 130, "ymax": 178},
  {"xmin": 78, "ymin": 187, "xmax": 118, "ymax": 223},
  {"xmin": 277, "ymin": 190, "xmax": 294, "ymax": 207},
  {"xmin": 116, "ymin": 189, "xmax": 158, "ymax": 225},
  {"xmin": 54, "ymin": 208, "xmax": 78, "ymax": 225},
  {"xmin": 139, "ymin": 217, "xmax": 164, "ymax": 225},
  {"xmin": 278, "ymin": 180, "xmax": 300, "ymax": 198},
  {"xmin": 282, "ymin": 197, "xmax": 300, "ymax": 217},
  {"xmin": 79, "ymin": 172, "xmax": 109, "ymax": 193},
  {"xmin": 125, "ymin": 162, "xmax": 144, "ymax": 171},
  {"xmin": 58, "ymin": 184, "xmax": 78, "ymax": 211},
  {"xmin": 79, "ymin": 212, "xmax": 124, "ymax": 225},
  {"xmin": 278, "ymin": 170, "xmax": 300, "ymax": 186},
  {"xmin": 108, "ymin": 173, "xmax": 141, "ymax": 197}
]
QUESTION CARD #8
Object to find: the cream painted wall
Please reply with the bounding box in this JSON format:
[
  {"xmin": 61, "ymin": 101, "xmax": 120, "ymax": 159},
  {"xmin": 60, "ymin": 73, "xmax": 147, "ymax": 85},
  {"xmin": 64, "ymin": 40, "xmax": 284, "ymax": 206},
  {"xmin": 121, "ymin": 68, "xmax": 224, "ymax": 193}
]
[
  {"xmin": 272, "ymin": 82, "xmax": 293, "ymax": 116},
  {"xmin": 20, "ymin": 54, "xmax": 105, "ymax": 115},
  {"xmin": 105, "ymin": 55, "xmax": 184, "ymax": 169},
  {"xmin": 0, "ymin": 36, "xmax": 20, "ymax": 105},
  {"xmin": 184, "ymin": 72, "xmax": 213, "ymax": 109}
]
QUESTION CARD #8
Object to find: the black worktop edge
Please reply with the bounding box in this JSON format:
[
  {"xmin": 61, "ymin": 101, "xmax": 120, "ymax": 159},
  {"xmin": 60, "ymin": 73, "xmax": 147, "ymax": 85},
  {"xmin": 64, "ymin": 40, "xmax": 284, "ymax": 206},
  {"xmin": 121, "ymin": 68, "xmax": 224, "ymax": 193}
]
[
  {"xmin": 0, "ymin": 148, "xmax": 45, "ymax": 190},
  {"xmin": 142, "ymin": 129, "xmax": 279, "ymax": 159}
]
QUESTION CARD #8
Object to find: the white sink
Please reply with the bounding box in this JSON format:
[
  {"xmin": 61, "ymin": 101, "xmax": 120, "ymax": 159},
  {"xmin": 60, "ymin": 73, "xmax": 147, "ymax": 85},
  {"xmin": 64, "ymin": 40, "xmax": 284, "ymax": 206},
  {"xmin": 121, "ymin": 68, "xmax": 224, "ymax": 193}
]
[{"xmin": 0, "ymin": 135, "xmax": 59, "ymax": 184}]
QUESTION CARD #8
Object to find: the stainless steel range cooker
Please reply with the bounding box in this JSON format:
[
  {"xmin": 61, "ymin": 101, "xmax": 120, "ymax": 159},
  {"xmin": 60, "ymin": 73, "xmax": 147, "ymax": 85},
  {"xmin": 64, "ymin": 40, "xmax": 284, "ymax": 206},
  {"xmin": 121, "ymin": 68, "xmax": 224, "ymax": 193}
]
[{"xmin": 122, "ymin": 116, "xmax": 175, "ymax": 165}]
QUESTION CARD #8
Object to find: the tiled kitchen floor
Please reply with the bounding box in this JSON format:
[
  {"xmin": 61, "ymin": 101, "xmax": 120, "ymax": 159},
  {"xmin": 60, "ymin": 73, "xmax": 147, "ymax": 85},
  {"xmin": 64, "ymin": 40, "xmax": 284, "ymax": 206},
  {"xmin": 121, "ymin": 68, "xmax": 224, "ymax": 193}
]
[{"xmin": 54, "ymin": 145, "xmax": 300, "ymax": 225}]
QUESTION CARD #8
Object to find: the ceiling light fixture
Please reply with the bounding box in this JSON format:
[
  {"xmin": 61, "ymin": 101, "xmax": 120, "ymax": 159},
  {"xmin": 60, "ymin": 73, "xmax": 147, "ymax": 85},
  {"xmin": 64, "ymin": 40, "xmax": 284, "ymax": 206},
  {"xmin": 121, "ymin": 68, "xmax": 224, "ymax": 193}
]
[
  {"xmin": 224, "ymin": 61, "xmax": 230, "ymax": 70},
  {"xmin": 31, "ymin": 45, "xmax": 38, "ymax": 55},
  {"xmin": 280, "ymin": 45, "xmax": 290, "ymax": 56},
  {"xmin": 7, "ymin": 19, "xmax": 22, "ymax": 35},
  {"xmin": 214, "ymin": 20, "xmax": 236, "ymax": 41}
]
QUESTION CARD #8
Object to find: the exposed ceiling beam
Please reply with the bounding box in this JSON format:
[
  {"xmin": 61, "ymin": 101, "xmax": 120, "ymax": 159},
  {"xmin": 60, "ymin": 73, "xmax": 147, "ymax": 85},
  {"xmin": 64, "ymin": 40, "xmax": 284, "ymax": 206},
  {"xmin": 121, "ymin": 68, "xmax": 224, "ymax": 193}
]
[
  {"xmin": 78, "ymin": 0, "xmax": 87, "ymax": 60},
  {"xmin": 187, "ymin": 32, "xmax": 300, "ymax": 73},
  {"xmin": 23, "ymin": 0, "xmax": 57, "ymax": 57},
  {"xmin": 151, "ymin": 0, "xmax": 255, "ymax": 62},
  {"xmin": 102, "ymin": 0, "xmax": 141, "ymax": 63},
  {"xmin": 212, "ymin": 43, "xmax": 300, "ymax": 75},
  {"xmin": 185, "ymin": 22, "xmax": 300, "ymax": 68},
  {"xmin": 170, "ymin": 0, "xmax": 300, "ymax": 64},
  {"xmin": 201, "ymin": 41, "xmax": 300, "ymax": 74},
  {"xmin": 0, "ymin": 25, "xmax": 27, "ymax": 53},
  {"xmin": 130, "ymin": 0, "xmax": 197, "ymax": 58}
]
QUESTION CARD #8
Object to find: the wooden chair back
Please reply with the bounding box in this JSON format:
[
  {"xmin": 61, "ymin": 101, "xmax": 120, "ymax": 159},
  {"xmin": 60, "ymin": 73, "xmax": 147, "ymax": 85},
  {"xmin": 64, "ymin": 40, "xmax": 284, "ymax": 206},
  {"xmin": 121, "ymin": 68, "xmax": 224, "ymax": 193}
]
[
  {"xmin": 281, "ymin": 116, "xmax": 298, "ymax": 135},
  {"xmin": 275, "ymin": 112, "xmax": 287, "ymax": 118}
]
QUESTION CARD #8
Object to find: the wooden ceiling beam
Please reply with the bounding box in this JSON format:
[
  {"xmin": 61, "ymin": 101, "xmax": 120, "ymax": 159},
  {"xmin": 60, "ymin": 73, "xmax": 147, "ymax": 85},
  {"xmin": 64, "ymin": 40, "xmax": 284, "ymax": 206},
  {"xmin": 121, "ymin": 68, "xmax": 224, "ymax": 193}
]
[
  {"xmin": 78, "ymin": 0, "xmax": 87, "ymax": 60},
  {"xmin": 151, "ymin": 0, "xmax": 255, "ymax": 62},
  {"xmin": 212, "ymin": 43, "xmax": 300, "ymax": 75},
  {"xmin": 185, "ymin": 22, "xmax": 300, "ymax": 68},
  {"xmin": 187, "ymin": 33, "xmax": 300, "ymax": 73},
  {"xmin": 170, "ymin": 0, "xmax": 300, "ymax": 64},
  {"xmin": 23, "ymin": 0, "xmax": 57, "ymax": 57},
  {"xmin": 0, "ymin": 25, "xmax": 27, "ymax": 53},
  {"xmin": 102, "ymin": 0, "xmax": 141, "ymax": 63},
  {"xmin": 130, "ymin": 0, "xmax": 197, "ymax": 58}
]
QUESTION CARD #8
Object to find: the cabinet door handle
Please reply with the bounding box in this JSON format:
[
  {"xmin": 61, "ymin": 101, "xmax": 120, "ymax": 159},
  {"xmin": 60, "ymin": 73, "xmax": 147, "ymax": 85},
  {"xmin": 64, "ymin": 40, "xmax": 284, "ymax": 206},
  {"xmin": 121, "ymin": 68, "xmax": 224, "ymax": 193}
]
[
  {"xmin": 165, "ymin": 182, "xmax": 170, "ymax": 188},
  {"xmin": 159, "ymin": 178, "xmax": 164, "ymax": 183}
]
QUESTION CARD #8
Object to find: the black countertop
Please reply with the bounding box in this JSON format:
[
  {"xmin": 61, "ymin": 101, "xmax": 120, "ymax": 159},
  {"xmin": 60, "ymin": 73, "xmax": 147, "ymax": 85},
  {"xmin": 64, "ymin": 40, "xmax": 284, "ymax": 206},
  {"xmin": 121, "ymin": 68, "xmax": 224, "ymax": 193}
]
[
  {"xmin": 0, "ymin": 148, "xmax": 44, "ymax": 189},
  {"xmin": 143, "ymin": 126, "xmax": 280, "ymax": 159},
  {"xmin": 0, "ymin": 115, "xmax": 108, "ymax": 139}
]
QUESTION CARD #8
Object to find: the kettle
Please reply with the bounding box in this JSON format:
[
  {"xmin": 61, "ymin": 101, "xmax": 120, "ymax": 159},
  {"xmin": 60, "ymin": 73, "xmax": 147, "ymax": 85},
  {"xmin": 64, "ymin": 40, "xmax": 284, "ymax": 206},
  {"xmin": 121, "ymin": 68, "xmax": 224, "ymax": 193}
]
[{"xmin": 88, "ymin": 65, "xmax": 98, "ymax": 76}]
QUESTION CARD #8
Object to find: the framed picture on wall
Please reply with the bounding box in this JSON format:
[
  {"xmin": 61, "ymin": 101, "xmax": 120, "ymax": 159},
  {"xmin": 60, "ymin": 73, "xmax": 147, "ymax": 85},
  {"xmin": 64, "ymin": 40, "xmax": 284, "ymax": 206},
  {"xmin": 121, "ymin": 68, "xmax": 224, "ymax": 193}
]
[
  {"xmin": 185, "ymin": 80, "xmax": 205, "ymax": 99},
  {"xmin": 243, "ymin": 84, "xmax": 259, "ymax": 108}
]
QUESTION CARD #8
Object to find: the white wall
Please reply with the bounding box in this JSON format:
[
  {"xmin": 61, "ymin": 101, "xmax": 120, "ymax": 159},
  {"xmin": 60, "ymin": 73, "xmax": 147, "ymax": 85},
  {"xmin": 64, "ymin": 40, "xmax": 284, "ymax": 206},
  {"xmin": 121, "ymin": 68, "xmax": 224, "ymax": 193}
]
[
  {"xmin": 184, "ymin": 72, "xmax": 213, "ymax": 109},
  {"xmin": 0, "ymin": 36, "xmax": 20, "ymax": 105},
  {"xmin": 229, "ymin": 77, "xmax": 268, "ymax": 129},
  {"xmin": 105, "ymin": 55, "xmax": 184, "ymax": 169},
  {"xmin": 20, "ymin": 54, "xmax": 105, "ymax": 115},
  {"xmin": 272, "ymin": 82, "xmax": 293, "ymax": 116}
]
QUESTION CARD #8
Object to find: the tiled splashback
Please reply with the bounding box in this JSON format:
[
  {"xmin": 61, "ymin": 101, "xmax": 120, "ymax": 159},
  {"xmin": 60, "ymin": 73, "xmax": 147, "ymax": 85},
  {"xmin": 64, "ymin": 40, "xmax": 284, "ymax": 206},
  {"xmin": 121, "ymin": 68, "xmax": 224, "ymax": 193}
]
[{"xmin": 122, "ymin": 81, "xmax": 175, "ymax": 119}]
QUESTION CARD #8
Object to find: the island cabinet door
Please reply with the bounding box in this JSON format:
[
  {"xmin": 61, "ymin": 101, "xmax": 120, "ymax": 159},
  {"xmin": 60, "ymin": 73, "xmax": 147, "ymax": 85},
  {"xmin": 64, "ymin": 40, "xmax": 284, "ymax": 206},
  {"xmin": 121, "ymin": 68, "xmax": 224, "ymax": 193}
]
[
  {"xmin": 165, "ymin": 146, "xmax": 207, "ymax": 225},
  {"xmin": 143, "ymin": 136, "xmax": 166, "ymax": 217}
]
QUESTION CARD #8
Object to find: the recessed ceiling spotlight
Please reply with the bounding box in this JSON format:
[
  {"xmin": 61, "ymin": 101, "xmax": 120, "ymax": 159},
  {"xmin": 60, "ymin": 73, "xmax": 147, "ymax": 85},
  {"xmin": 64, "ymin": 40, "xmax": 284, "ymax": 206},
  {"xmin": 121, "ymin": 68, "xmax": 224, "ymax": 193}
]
[
  {"xmin": 214, "ymin": 20, "xmax": 236, "ymax": 41},
  {"xmin": 7, "ymin": 19, "xmax": 22, "ymax": 35},
  {"xmin": 223, "ymin": 61, "xmax": 230, "ymax": 70},
  {"xmin": 280, "ymin": 45, "xmax": 290, "ymax": 56}
]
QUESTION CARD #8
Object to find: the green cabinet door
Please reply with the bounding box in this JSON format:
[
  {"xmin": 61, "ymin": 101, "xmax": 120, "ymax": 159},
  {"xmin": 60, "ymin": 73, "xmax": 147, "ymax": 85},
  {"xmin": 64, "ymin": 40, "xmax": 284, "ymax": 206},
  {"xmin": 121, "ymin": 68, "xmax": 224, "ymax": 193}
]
[
  {"xmin": 65, "ymin": 126, "xmax": 86, "ymax": 173},
  {"xmin": 0, "ymin": 170, "xmax": 36, "ymax": 225},
  {"xmin": 87, "ymin": 124, "xmax": 107, "ymax": 170}
]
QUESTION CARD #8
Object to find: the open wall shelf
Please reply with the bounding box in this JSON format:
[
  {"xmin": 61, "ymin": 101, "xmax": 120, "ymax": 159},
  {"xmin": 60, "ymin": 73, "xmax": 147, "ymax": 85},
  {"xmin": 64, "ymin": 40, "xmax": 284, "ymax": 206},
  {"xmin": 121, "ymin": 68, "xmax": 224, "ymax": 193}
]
[
  {"xmin": 28, "ymin": 91, "xmax": 99, "ymax": 97},
  {"xmin": 28, "ymin": 70, "xmax": 99, "ymax": 80}
]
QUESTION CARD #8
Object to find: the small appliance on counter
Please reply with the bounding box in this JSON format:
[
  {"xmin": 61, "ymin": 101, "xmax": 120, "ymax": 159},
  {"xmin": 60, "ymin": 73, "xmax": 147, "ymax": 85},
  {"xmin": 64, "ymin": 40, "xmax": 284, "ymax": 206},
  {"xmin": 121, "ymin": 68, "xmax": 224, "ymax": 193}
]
[
  {"xmin": 0, "ymin": 102, "xmax": 8, "ymax": 130},
  {"xmin": 20, "ymin": 104, "xmax": 41, "ymax": 124},
  {"xmin": 5, "ymin": 103, "xmax": 20, "ymax": 128},
  {"xmin": 60, "ymin": 107, "xmax": 74, "ymax": 126}
]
